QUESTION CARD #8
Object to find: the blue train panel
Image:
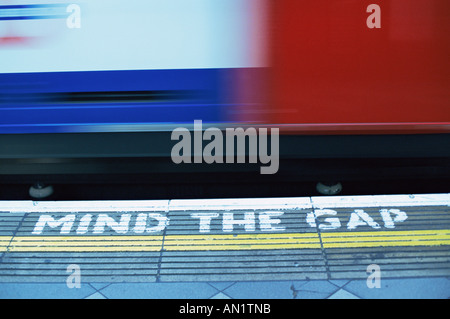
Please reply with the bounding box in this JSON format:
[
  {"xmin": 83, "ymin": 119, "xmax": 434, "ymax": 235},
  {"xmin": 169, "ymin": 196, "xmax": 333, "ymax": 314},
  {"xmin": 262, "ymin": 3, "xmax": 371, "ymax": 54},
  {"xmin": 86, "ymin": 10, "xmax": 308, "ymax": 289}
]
[
  {"xmin": 0, "ymin": 0, "xmax": 267, "ymax": 134},
  {"xmin": 0, "ymin": 69, "xmax": 236, "ymax": 133}
]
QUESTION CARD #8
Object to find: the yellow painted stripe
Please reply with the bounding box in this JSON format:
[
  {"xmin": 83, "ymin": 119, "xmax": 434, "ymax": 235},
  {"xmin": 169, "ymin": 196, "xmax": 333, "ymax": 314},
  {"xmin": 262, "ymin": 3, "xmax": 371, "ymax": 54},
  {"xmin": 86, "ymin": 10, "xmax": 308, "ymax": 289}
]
[
  {"xmin": 0, "ymin": 236, "xmax": 13, "ymax": 252},
  {"xmin": 8, "ymin": 236, "xmax": 163, "ymax": 252},
  {"xmin": 0, "ymin": 229, "xmax": 449, "ymax": 252},
  {"xmin": 11, "ymin": 237, "xmax": 163, "ymax": 245},
  {"xmin": 7, "ymin": 234, "xmax": 321, "ymax": 252},
  {"xmin": 163, "ymin": 233, "xmax": 321, "ymax": 250},
  {"xmin": 163, "ymin": 243, "xmax": 321, "ymax": 251},
  {"xmin": 9, "ymin": 246, "xmax": 163, "ymax": 252},
  {"xmin": 165, "ymin": 233, "xmax": 318, "ymax": 240},
  {"xmin": 323, "ymin": 240, "xmax": 450, "ymax": 249},
  {"xmin": 320, "ymin": 229, "xmax": 450, "ymax": 238},
  {"xmin": 321, "ymin": 229, "xmax": 450, "ymax": 249},
  {"xmin": 11, "ymin": 236, "xmax": 164, "ymax": 241},
  {"xmin": 321, "ymin": 233, "xmax": 450, "ymax": 243}
]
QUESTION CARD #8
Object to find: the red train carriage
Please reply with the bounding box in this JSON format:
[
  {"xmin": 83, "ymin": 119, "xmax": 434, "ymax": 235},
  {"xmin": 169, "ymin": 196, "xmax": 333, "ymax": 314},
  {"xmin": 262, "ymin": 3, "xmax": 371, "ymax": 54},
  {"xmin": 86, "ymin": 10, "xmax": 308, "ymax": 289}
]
[{"xmin": 245, "ymin": 0, "xmax": 450, "ymax": 135}]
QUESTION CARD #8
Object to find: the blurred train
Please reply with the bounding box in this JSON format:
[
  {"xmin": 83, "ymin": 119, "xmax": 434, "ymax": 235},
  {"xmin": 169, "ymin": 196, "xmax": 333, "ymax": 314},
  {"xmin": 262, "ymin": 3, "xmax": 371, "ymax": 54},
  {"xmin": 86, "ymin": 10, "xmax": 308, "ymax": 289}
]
[{"xmin": 0, "ymin": 0, "xmax": 449, "ymax": 199}]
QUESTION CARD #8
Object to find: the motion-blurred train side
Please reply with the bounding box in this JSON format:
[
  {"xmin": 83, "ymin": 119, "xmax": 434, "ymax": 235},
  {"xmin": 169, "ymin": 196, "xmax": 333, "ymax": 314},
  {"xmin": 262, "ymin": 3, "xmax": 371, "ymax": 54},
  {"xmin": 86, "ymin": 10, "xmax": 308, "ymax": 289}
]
[{"xmin": 0, "ymin": 0, "xmax": 448, "ymax": 199}]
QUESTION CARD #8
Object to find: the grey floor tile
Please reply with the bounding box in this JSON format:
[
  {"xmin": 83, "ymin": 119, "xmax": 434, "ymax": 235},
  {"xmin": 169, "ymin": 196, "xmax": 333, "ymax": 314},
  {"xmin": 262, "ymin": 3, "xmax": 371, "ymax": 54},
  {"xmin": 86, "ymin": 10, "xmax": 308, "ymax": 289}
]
[
  {"xmin": 292, "ymin": 280, "xmax": 340, "ymax": 299},
  {"xmin": 344, "ymin": 277, "xmax": 450, "ymax": 299},
  {"xmin": 327, "ymin": 288, "xmax": 360, "ymax": 299},
  {"xmin": 210, "ymin": 292, "xmax": 232, "ymax": 299},
  {"xmin": 0, "ymin": 283, "xmax": 96, "ymax": 299},
  {"xmin": 89, "ymin": 283, "xmax": 111, "ymax": 291},
  {"xmin": 85, "ymin": 291, "xmax": 107, "ymax": 299},
  {"xmin": 99, "ymin": 282, "xmax": 219, "ymax": 299},
  {"xmin": 328, "ymin": 280, "xmax": 350, "ymax": 288},
  {"xmin": 208, "ymin": 282, "xmax": 236, "ymax": 292},
  {"xmin": 222, "ymin": 281, "xmax": 302, "ymax": 299}
]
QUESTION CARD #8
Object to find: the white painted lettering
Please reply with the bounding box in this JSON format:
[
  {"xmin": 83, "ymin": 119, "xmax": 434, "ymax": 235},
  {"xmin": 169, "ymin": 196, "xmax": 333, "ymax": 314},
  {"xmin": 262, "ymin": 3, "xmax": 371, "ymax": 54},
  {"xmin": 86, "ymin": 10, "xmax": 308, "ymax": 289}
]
[
  {"xmin": 93, "ymin": 213, "xmax": 131, "ymax": 234},
  {"xmin": 223, "ymin": 212, "xmax": 255, "ymax": 232},
  {"xmin": 306, "ymin": 209, "xmax": 341, "ymax": 230},
  {"xmin": 258, "ymin": 211, "xmax": 285, "ymax": 232},
  {"xmin": 380, "ymin": 209, "xmax": 407, "ymax": 228},
  {"xmin": 190, "ymin": 213, "xmax": 219, "ymax": 233},
  {"xmin": 76, "ymin": 214, "xmax": 92, "ymax": 234},
  {"xmin": 347, "ymin": 209, "xmax": 381, "ymax": 230},
  {"xmin": 32, "ymin": 214, "xmax": 75, "ymax": 235},
  {"xmin": 133, "ymin": 213, "xmax": 169, "ymax": 233}
]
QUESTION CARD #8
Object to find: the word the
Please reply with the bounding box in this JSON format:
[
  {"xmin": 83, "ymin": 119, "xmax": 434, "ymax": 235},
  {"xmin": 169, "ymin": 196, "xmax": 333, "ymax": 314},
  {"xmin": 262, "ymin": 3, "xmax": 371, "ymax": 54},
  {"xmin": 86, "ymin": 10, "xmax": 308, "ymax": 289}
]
[{"xmin": 171, "ymin": 120, "xmax": 279, "ymax": 174}]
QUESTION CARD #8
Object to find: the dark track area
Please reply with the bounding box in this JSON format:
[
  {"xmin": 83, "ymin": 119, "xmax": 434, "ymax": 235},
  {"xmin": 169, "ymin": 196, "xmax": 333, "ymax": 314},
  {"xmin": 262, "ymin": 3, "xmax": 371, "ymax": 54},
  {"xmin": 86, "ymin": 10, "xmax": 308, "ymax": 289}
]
[
  {"xmin": 0, "ymin": 133, "xmax": 448, "ymax": 200},
  {"xmin": 14, "ymin": 178, "xmax": 450, "ymax": 201},
  {"xmin": 0, "ymin": 171, "xmax": 447, "ymax": 201}
]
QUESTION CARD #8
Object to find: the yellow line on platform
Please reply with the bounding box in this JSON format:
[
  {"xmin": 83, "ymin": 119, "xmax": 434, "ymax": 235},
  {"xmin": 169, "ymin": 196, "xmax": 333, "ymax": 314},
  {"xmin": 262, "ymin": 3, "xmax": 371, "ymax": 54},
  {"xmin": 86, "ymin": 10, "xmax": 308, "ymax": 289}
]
[
  {"xmin": 8, "ymin": 236, "xmax": 164, "ymax": 252},
  {"xmin": 0, "ymin": 236, "xmax": 13, "ymax": 252},
  {"xmin": 321, "ymin": 229, "xmax": 450, "ymax": 249},
  {"xmin": 0, "ymin": 230, "xmax": 449, "ymax": 252},
  {"xmin": 320, "ymin": 229, "xmax": 450, "ymax": 238},
  {"xmin": 163, "ymin": 233, "xmax": 321, "ymax": 250}
]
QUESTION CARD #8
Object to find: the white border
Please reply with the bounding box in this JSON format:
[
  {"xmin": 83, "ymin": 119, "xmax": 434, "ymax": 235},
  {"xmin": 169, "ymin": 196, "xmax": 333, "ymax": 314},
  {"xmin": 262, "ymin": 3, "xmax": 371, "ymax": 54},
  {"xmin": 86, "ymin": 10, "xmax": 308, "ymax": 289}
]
[
  {"xmin": 0, "ymin": 200, "xmax": 169, "ymax": 213},
  {"xmin": 169, "ymin": 197, "xmax": 312, "ymax": 211},
  {"xmin": 0, "ymin": 194, "xmax": 448, "ymax": 213},
  {"xmin": 310, "ymin": 194, "xmax": 450, "ymax": 208}
]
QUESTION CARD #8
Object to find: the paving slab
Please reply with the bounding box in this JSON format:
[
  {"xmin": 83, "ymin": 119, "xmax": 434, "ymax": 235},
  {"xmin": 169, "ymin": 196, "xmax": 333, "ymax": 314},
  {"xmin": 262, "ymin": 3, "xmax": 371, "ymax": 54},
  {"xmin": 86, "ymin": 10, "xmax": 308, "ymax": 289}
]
[
  {"xmin": 98, "ymin": 282, "xmax": 219, "ymax": 299},
  {"xmin": 222, "ymin": 281, "xmax": 303, "ymax": 299},
  {"xmin": 327, "ymin": 288, "xmax": 360, "ymax": 299},
  {"xmin": 0, "ymin": 282, "xmax": 96, "ymax": 299},
  {"xmin": 343, "ymin": 277, "xmax": 450, "ymax": 299}
]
